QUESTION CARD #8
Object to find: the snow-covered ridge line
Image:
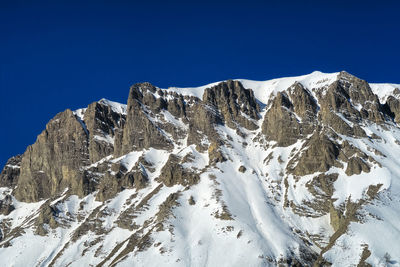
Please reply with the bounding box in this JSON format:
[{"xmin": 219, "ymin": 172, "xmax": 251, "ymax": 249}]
[
  {"xmin": 166, "ymin": 71, "xmax": 400, "ymax": 105},
  {"xmin": 369, "ymin": 83, "xmax": 400, "ymax": 103},
  {"xmin": 98, "ymin": 98, "xmax": 127, "ymax": 115},
  {"xmin": 3, "ymin": 70, "xmax": 400, "ymax": 266},
  {"xmin": 75, "ymin": 72, "xmax": 400, "ymax": 113},
  {"xmin": 164, "ymin": 71, "xmax": 340, "ymax": 103}
]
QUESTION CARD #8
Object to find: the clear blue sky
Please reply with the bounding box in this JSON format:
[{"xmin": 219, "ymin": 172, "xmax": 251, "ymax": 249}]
[{"xmin": 1, "ymin": 0, "xmax": 399, "ymax": 167}]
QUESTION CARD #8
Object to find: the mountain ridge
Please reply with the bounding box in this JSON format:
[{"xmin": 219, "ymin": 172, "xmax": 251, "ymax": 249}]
[{"xmin": 1, "ymin": 71, "xmax": 400, "ymax": 266}]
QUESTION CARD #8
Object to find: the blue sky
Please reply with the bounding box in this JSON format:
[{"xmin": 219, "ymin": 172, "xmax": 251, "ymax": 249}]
[{"xmin": 1, "ymin": 0, "xmax": 399, "ymax": 167}]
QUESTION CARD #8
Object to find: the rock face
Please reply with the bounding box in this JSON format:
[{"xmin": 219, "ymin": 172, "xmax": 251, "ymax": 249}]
[
  {"xmin": 203, "ymin": 80, "xmax": 260, "ymax": 130},
  {"xmin": 383, "ymin": 89, "xmax": 400, "ymax": 122},
  {"xmin": 0, "ymin": 155, "xmax": 21, "ymax": 188},
  {"xmin": 0, "ymin": 195, "xmax": 14, "ymax": 215},
  {"xmin": 1, "ymin": 71, "xmax": 400, "ymax": 267},
  {"xmin": 159, "ymin": 154, "xmax": 200, "ymax": 187},
  {"xmin": 262, "ymin": 91, "xmax": 310, "ymax": 146},
  {"xmin": 261, "ymin": 82, "xmax": 321, "ymax": 146},
  {"xmin": 114, "ymin": 83, "xmax": 174, "ymax": 156},
  {"xmin": 186, "ymin": 100, "xmax": 222, "ymax": 150},
  {"xmin": 84, "ymin": 99, "xmax": 126, "ymax": 163},
  {"xmin": 14, "ymin": 109, "xmax": 91, "ymax": 202},
  {"xmin": 289, "ymin": 132, "xmax": 340, "ymax": 176},
  {"xmin": 1, "ymin": 100, "xmax": 127, "ymax": 203}
]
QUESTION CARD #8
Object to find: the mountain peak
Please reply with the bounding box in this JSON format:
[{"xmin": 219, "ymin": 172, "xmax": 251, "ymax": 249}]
[{"xmin": 1, "ymin": 72, "xmax": 400, "ymax": 266}]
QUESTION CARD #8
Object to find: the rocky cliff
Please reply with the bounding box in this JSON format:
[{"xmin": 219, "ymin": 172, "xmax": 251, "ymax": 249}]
[{"xmin": 1, "ymin": 71, "xmax": 400, "ymax": 266}]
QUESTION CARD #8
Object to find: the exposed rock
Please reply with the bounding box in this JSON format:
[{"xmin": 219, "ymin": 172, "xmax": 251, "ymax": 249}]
[
  {"xmin": 188, "ymin": 196, "xmax": 195, "ymax": 205},
  {"xmin": 338, "ymin": 140, "xmax": 372, "ymax": 175},
  {"xmin": 14, "ymin": 109, "xmax": 93, "ymax": 202},
  {"xmin": 0, "ymin": 155, "xmax": 21, "ymax": 188},
  {"xmin": 238, "ymin": 165, "xmax": 247, "ymax": 173},
  {"xmin": 289, "ymin": 133, "xmax": 340, "ymax": 176},
  {"xmin": 319, "ymin": 111, "xmax": 367, "ymax": 137},
  {"xmin": 114, "ymin": 83, "xmax": 173, "ymax": 156},
  {"xmin": 96, "ymin": 161, "xmax": 149, "ymax": 202},
  {"xmin": 166, "ymin": 94, "xmax": 186, "ymax": 118},
  {"xmin": 345, "ymin": 157, "xmax": 370, "ymax": 176},
  {"xmin": 95, "ymin": 172, "xmax": 120, "ymax": 202},
  {"xmin": 0, "ymin": 72, "xmax": 399, "ymax": 266},
  {"xmin": 203, "ymin": 80, "xmax": 260, "ymax": 130},
  {"xmin": 262, "ymin": 91, "xmax": 312, "ymax": 146},
  {"xmin": 208, "ymin": 142, "xmax": 227, "ymax": 165},
  {"xmin": 357, "ymin": 245, "xmax": 372, "ymax": 267},
  {"xmin": 214, "ymin": 205, "xmax": 234, "ymax": 220},
  {"xmin": 337, "ymin": 71, "xmax": 384, "ymax": 123},
  {"xmin": 186, "ymin": 101, "xmax": 222, "ymax": 151},
  {"xmin": 288, "ymin": 82, "xmax": 318, "ymax": 120},
  {"xmin": 155, "ymin": 192, "xmax": 181, "ymax": 231},
  {"xmin": 159, "ymin": 155, "xmax": 200, "ymax": 187},
  {"xmin": 83, "ymin": 100, "xmax": 126, "ymax": 163},
  {"xmin": 0, "ymin": 195, "xmax": 15, "ymax": 215},
  {"xmin": 317, "ymin": 72, "xmax": 384, "ymax": 137},
  {"xmin": 289, "ymin": 173, "xmax": 339, "ymax": 220},
  {"xmin": 35, "ymin": 204, "xmax": 60, "ymax": 236},
  {"xmin": 315, "ymin": 198, "xmax": 363, "ymax": 265},
  {"xmin": 383, "ymin": 94, "xmax": 400, "ymax": 123}
]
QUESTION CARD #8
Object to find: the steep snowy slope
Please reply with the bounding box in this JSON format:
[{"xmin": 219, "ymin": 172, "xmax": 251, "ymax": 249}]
[{"xmin": 1, "ymin": 71, "xmax": 400, "ymax": 266}]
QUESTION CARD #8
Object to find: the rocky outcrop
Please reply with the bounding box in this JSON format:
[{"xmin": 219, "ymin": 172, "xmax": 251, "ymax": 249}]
[
  {"xmin": 84, "ymin": 100, "xmax": 126, "ymax": 163},
  {"xmin": 0, "ymin": 195, "xmax": 14, "ymax": 215},
  {"xmin": 238, "ymin": 165, "xmax": 247, "ymax": 173},
  {"xmin": 317, "ymin": 72, "xmax": 384, "ymax": 137},
  {"xmin": 186, "ymin": 100, "xmax": 222, "ymax": 151},
  {"xmin": 337, "ymin": 72, "xmax": 384, "ymax": 123},
  {"xmin": 208, "ymin": 141, "xmax": 227, "ymax": 164},
  {"xmin": 288, "ymin": 132, "xmax": 340, "ymax": 176},
  {"xmin": 159, "ymin": 154, "xmax": 200, "ymax": 187},
  {"xmin": 165, "ymin": 92, "xmax": 186, "ymax": 118},
  {"xmin": 261, "ymin": 82, "xmax": 320, "ymax": 146},
  {"xmin": 96, "ymin": 160, "xmax": 149, "ymax": 202},
  {"xmin": 35, "ymin": 204, "xmax": 59, "ymax": 236},
  {"xmin": 383, "ymin": 89, "xmax": 400, "ymax": 122},
  {"xmin": 1, "ymin": 72, "xmax": 399, "ymax": 266},
  {"xmin": 203, "ymin": 80, "xmax": 260, "ymax": 130},
  {"xmin": 0, "ymin": 155, "xmax": 21, "ymax": 188},
  {"xmin": 262, "ymin": 91, "xmax": 311, "ymax": 146},
  {"xmin": 14, "ymin": 109, "xmax": 93, "ymax": 202},
  {"xmin": 338, "ymin": 140, "xmax": 372, "ymax": 176},
  {"xmin": 114, "ymin": 83, "xmax": 174, "ymax": 156},
  {"xmin": 288, "ymin": 82, "xmax": 318, "ymax": 120}
]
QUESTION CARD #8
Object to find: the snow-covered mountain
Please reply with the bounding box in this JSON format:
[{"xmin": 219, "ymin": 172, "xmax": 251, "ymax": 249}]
[{"xmin": 1, "ymin": 71, "xmax": 400, "ymax": 266}]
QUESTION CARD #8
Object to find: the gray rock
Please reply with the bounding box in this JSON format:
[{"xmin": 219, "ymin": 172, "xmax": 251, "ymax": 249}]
[{"xmin": 14, "ymin": 109, "xmax": 92, "ymax": 202}]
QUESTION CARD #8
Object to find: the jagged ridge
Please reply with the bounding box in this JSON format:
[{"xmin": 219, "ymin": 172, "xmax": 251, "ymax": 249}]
[{"xmin": 1, "ymin": 71, "xmax": 400, "ymax": 266}]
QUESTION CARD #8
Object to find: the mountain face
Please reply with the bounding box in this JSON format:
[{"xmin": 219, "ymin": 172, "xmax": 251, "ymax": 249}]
[{"xmin": 1, "ymin": 71, "xmax": 400, "ymax": 266}]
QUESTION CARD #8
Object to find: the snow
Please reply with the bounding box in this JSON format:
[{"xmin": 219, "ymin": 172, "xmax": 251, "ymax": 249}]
[
  {"xmin": 163, "ymin": 71, "xmax": 339, "ymax": 105},
  {"xmin": 330, "ymin": 165, "xmax": 390, "ymax": 205},
  {"xmin": 238, "ymin": 71, "xmax": 339, "ymax": 104},
  {"xmin": 166, "ymin": 81, "xmax": 222, "ymax": 99},
  {"xmin": 99, "ymin": 98, "xmax": 127, "ymax": 115},
  {"xmin": 161, "ymin": 110, "xmax": 188, "ymax": 131},
  {"xmin": 3, "ymin": 71, "xmax": 400, "ymax": 266},
  {"xmin": 143, "ymin": 148, "xmax": 170, "ymax": 179},
  {"xmin": 116, "ymin": 151, "xmax": 143, "ymax": 172},
  {"xmin": 164, "ymin": 71, "xmax": 400, "ymax": 110},
  {"xmin": 370, "ymin": 83, "xmax": 400, "ymax": 103},
  {"xmin": 73, "ymin": 108, "xmax": 89, "ymax": 135},
  {"xmin": 93, "ymin": 134, "xmax": 114, "ymax": 144},
  {"xmin": 73, "ymin": 108, "xmax": 86, "ymax": 121},
  {"xmin": 5, "ymin": 164, "xmax": 19, "ymax": 169}
]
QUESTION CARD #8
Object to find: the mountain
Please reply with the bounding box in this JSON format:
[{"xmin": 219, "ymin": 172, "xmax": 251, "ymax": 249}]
[{"xmin": 1, "ymin": 71, "xmax": 400, "ymax": 266}]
